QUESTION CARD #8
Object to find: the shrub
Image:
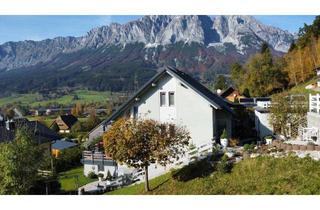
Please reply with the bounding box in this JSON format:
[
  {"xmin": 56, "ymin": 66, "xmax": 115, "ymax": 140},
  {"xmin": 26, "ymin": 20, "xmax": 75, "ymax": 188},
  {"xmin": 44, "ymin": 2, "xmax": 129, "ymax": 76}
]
[
  {"xmin": 212, "ymin": 144, "xmax": 223, "ymax": 161},
  {"xmin": 71, "ymin": 121, "xmax": 84, "ymax": 133},
  {"xmin": 88, "ymin": 171, "xmax": 97, "ymax": 179},
  {"xmin": 243, "ymin": 144, "xmax": 255, "ymax": 153},
  {"xmin": 87, "ymin": 136, "xmax": 102, "ymax": 150},
  {"xmin": 98, "ymin": 173, "xmax": 104, "ymax": 179},
  {"xmin": 220, "ymin": 129, "xmax": 228, "ymax": 139},
  {"xmin": 216, "ymin": 154, "xmax": 232, "ymax": 173},
  {"xmin": 54, "ymin": 147, "xmax": 82, "ymax": 172}
]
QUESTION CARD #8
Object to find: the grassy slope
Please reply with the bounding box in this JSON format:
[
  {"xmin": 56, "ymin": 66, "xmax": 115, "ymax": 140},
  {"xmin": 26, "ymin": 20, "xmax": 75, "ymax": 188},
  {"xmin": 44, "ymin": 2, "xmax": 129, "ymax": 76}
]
[
  {"xmin": 281, "ymin": 77, "xmax": 319, "ymax": 96},
  {"xmin": 58, "ymin": 167, "xmax": 97, "ymax": 192},
  {"xmin": 0, "ymin": 90, "xmax": 113, "ymax": 107},
  {"xmin": 106, "ymin": 156, "xmax": 320, "ymax": 195}
]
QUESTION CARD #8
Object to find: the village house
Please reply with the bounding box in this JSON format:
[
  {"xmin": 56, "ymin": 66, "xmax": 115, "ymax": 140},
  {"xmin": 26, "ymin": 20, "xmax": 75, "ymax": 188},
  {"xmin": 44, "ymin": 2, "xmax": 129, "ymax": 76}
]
[
  {"xmin": 86, "ymin": 66, "xmax": 236, "ymax": 179},
  {"xmin": 51, "ymin": 114, "xmax": 78, "ymax": 133},
  {"xmin": 51, "ymin": 139, "xmax": 78, "ymax": 157},
  {"xmin": 219, "ymin": 87, "xmax": 246, "ymax": 103},
  {"xmin": 0, "ymin": 118, "xmax": 60, "ymax": 152}
]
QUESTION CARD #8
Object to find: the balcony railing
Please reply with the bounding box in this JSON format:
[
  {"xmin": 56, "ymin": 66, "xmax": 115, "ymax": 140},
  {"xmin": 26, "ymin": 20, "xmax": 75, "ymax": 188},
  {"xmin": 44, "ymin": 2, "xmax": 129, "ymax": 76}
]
[
  {"xmin": 309, "ymin": 94, "xmax": 320, "ymax": 114},
  {"xmin": 82, "ymin": 151, "xmax": 116, "ymax": 166}
]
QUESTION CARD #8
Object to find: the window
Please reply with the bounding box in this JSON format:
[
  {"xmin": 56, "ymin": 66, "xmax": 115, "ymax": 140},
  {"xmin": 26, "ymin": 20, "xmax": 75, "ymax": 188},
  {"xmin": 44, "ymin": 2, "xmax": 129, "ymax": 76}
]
[
  {"xmin": 169, "ymin": 92, "xmax": 175, "ymax": 106},
  {"xmin": 160, "ymin": 92, "xmax": 166, "ymax": 106}
]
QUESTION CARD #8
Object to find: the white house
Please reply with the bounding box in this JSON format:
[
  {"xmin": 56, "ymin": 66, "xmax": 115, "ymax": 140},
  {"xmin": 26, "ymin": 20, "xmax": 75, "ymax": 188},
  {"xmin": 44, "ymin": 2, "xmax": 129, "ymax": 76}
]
[{"xmin": 86, "ymin": 66, "xmax": 235, "ymax": 179}]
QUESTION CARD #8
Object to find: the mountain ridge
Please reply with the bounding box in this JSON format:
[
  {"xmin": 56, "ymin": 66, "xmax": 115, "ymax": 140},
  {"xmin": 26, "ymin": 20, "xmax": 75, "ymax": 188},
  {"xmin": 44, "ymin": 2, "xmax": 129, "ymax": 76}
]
[
  {"xmin": 0, "ymin": 15, "xmax": 294, "ymax": 94},
  {"xmin": 0, "ymin": 15, "xmax": 293, "ymax": 71}
]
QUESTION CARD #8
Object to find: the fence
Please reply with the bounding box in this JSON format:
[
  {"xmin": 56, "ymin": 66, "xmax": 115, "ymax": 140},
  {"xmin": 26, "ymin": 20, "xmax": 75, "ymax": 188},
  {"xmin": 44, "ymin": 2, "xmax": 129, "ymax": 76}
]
[{"xmin": 309, "ymin": 94, "xmax": 320, "ymax": 114}]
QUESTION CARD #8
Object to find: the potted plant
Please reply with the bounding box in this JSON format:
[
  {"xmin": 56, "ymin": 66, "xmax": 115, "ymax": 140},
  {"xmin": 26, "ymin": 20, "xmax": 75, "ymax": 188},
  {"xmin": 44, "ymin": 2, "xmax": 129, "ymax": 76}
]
[
  {"xmin": 220, "ymin": 129, "xmax": 228, "ymax": 148},
  {"xmin": 98, "ymin": 173, "xmax": 104, "ymax": 182},
  {"xmin": 264, "ymin": 135, "xmax": 273, "ymax": 145}
]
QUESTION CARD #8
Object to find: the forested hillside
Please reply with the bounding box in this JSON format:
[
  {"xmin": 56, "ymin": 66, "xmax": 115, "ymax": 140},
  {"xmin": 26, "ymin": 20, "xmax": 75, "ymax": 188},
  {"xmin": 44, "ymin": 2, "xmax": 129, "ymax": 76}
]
[
  {"xmin": 230, "ymin": 16, "xmax": 320, "ymax": 97},
  {"xmin": 284, "ymin": 16, "xmax": 320, "ymax": 86}
]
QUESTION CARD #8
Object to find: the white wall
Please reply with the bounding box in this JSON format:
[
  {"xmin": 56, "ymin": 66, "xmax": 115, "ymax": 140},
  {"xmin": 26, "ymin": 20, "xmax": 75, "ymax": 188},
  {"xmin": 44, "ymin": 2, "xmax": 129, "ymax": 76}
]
[
  {"xmin": 83, "ymin": 163, "xmax": 117, "ymax": 178},
  {"xmin": 131, "ymin": 73, "xmax": 216, "ymax": 148},
  {"xmin": 255, "ymin": 110, "xmax": 273, "ymax": 139},
  {"xmin": 175, "ymin": 78, "xmax": 214, "ymax": 147},
  {"xmin": 307, "ymin": 112, "xmax": 320, "ymax": 129}
]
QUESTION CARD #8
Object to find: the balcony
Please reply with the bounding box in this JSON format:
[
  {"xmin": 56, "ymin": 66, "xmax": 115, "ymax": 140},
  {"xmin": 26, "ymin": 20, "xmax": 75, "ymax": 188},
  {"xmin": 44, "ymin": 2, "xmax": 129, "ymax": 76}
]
[{"xmin": 82, "ymin": 151, "xmax": 116, "ymax": 166}]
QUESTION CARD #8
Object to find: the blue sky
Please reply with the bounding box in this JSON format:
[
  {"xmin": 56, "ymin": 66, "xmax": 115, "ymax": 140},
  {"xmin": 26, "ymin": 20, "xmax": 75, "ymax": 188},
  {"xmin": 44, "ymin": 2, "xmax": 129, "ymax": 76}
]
[{"xmin": 0, "ymin": 15, "xmax": 316, "ymax": 44}]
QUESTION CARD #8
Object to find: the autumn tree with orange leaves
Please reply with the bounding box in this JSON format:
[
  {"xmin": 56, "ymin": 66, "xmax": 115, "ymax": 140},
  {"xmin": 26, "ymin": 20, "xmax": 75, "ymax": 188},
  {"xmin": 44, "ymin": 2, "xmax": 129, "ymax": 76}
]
[{"xmin": 103, "ymin": 118, "xmax": 190, "ymax": 191}]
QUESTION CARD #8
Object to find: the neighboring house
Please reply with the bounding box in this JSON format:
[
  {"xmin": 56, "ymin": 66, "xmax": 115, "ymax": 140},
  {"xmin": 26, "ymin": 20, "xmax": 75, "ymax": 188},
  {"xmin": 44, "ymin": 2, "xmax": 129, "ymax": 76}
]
[
  {"xmin": 51, "ymin": 114, "xmax": 78, "ymax": 133},
  {"xmin": 239, "ymin": 97, "xmax": 271, "ymax": 108},
  {"xmin": 0, "ymin": 118, "xmax": 60, "ymax": 152},
  {"xmin": 89, "ymin": 66, "xmax": 235, "ymax": 147},
  {"xmin": 219, "ymin": 87, "xmax": 246, "ymax": 103},
  {"xmin": 45, "ymin": 107, "xmax": 72, "ymax": 116},
  {"xmin": 254, "ymin": 98, "xmax": 273, "ymax": 140},
  {"xmin": 51, "ymin": 139, "xmax": 78, "ymax": 157},
  {"xmin": 34, "ymin": 108, "xmax": 47, "ymax": 116}
]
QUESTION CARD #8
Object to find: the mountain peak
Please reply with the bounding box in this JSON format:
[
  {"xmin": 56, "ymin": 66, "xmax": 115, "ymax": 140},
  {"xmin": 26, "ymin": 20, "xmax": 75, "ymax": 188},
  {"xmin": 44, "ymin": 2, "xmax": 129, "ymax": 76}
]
[{"xmin": 0, "ymin": 15, "xmax": 294, "ymax": 71}]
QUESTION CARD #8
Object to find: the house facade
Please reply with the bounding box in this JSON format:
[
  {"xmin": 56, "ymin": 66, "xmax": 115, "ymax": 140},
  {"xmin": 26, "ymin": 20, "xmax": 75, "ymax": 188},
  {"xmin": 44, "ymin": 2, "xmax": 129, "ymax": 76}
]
[
  {"xmin": 89, "ymin": 67, "xmax": 234, "ymax": 148},
  {"xmin": 52, "ymin": 114, "xmax": 78, "ymax": 133}
]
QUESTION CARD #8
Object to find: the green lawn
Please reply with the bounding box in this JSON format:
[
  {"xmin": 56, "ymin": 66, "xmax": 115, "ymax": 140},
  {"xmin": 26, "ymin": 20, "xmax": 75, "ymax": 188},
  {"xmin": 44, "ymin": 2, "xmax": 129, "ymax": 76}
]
[
  {"xmin": 58, "ymin": 167, "xmax": 97, "ymax": 192},
  {"xmin": 106, "ymin": 156, "xmax": 320, "ymax": 195},
  {"xmin": 106, "ymin": 173, "xmax": 172, "ymax": 195},
  {"xmin": 0, "ymin": 90, "xmax": 116, "ymax": 108}
]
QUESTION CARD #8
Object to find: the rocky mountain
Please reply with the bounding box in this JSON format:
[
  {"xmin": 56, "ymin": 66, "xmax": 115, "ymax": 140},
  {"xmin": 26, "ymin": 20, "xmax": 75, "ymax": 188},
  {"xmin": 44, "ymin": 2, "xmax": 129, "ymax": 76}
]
[{"xmin": 0, "ymin": 15, "xmax": 294, "ymax": 94}]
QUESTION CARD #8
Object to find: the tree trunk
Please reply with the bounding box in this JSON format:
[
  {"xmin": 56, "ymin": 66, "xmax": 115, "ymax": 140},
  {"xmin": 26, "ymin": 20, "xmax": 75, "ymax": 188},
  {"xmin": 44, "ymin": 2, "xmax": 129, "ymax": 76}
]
[{"xmin": 144, "ymin": 165, "xmax": 150, "ymax": 192}]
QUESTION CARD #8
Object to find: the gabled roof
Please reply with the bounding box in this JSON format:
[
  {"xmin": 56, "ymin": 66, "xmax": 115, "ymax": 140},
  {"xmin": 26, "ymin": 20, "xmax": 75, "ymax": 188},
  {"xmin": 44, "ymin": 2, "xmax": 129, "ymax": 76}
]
[
  {"xmin": 0, "ymin": 118, "xmax": 60, "ymax": 144},
  {"xmin": 52, "ymin": 140, "xmax": 78, "ymax": 150},
  {"xmin": 219, "ymin": 87, "xmax": 236, "ymax": 98},
  {"xmin": 58, "ymin": 114, "xmax": 78, "ymax": 128},
  {"xmin": 89, "ymin": 66, "xmax": 234, "ymax": 135}
]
